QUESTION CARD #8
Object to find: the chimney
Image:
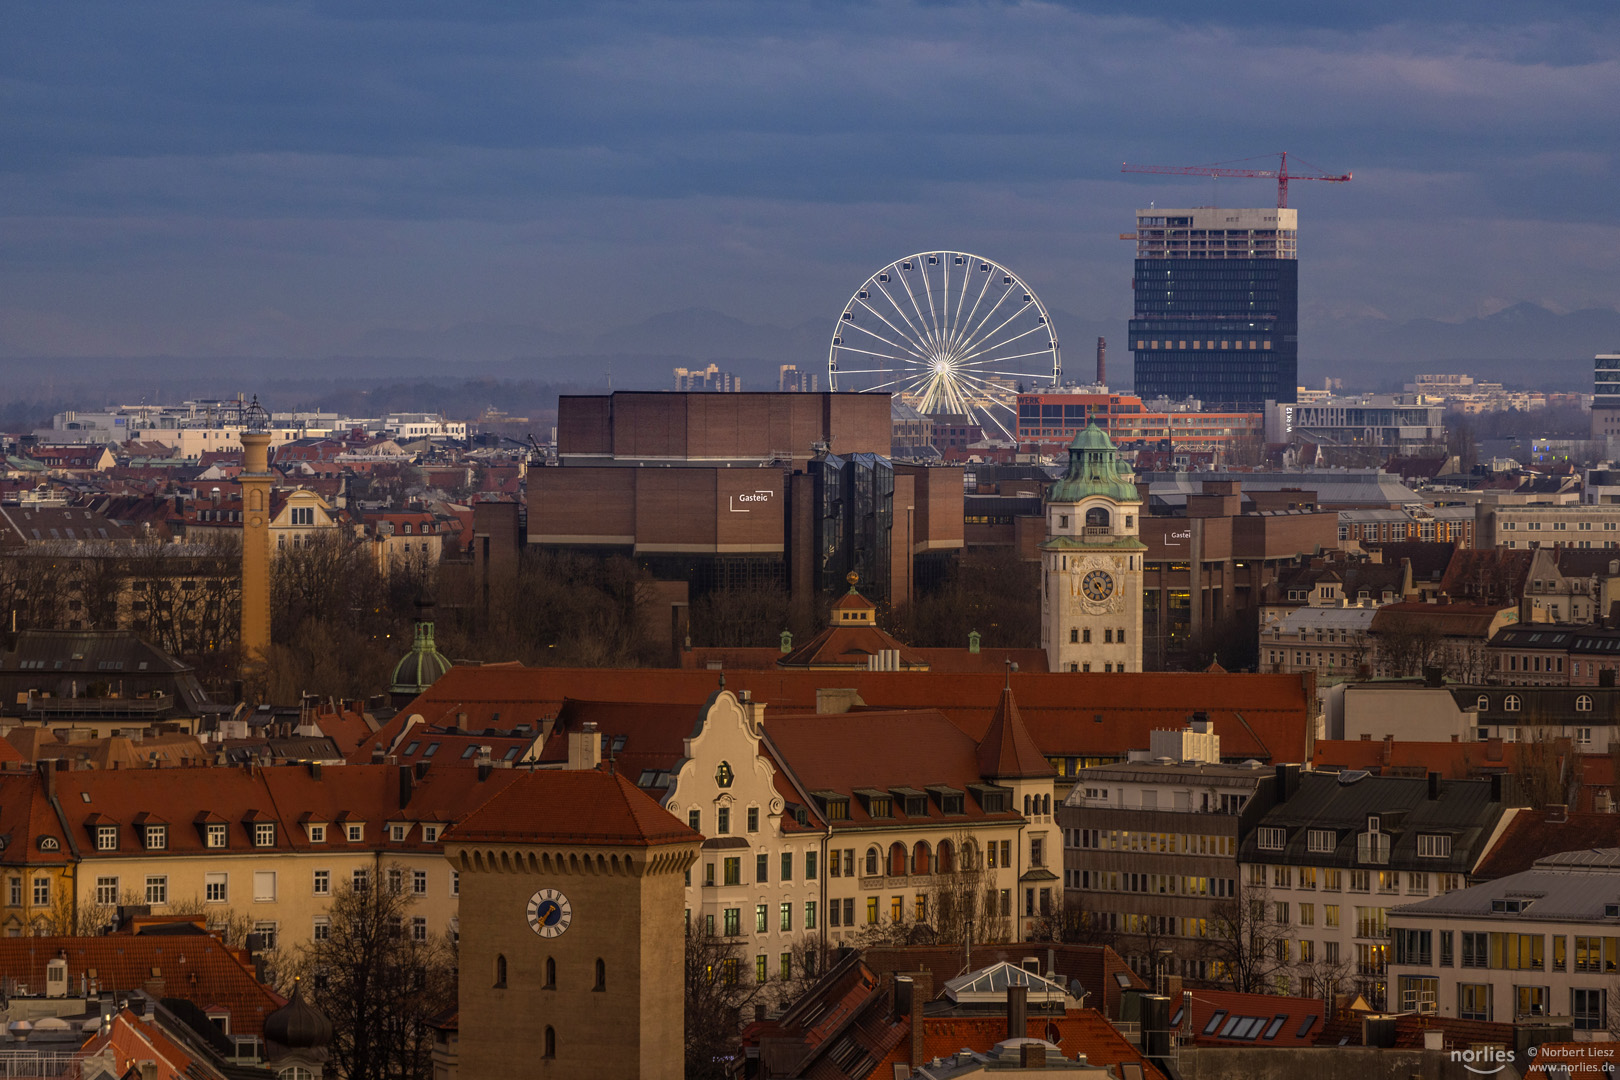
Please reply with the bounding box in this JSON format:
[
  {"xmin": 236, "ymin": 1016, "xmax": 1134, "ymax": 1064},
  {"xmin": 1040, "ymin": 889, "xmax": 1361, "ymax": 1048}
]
[
  {"xmin": 1427, "ymin": 771, "xmax": 1441, "ymax": 800},
  {"xmin": 37, "ymin": 759, "xmax": 55, "ymax": 802},
  {"xmin": 567, "ymin": 722, "xmax": 603, "ymax": 771},
  {"xmin": 1274, "ymin": 763, "xmax": 1299, "ymax": 802},
  {"xmin": 1548, "ymin": 803, "xmax": 1568, "ymax": 824},
  {"xmin": 1095, "ymin": 337, "xmax": 1106, "ymax": 385},
  {"xmin": 1007, "ymin": 983, "xmax": 1028, "ymax": 1041},
  {"xmin": 909, "ymin": 970, "xmax": 932, "ymax": 1066},
  {"xmin": 308, "ymin": 761, "xmax": 322, "ymax": 781},
  {"xmin": 1491, "ymin": 773, "xmax": 1506, "ymax": 803},
  {"xmin": 894, "ymin": 974, "xmax": 913, "ymax": 1022},
  {"xmin": 1020, "ymin": 1042, "xmax": 1048, "ymax": 1068}
]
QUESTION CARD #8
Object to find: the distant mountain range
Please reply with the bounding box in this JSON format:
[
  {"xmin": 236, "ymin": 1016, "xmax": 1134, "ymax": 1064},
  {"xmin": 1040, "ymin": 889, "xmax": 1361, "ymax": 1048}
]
[{"xmin": 1, "ymin": 301, "xmax": 1613, "ymax": 405}]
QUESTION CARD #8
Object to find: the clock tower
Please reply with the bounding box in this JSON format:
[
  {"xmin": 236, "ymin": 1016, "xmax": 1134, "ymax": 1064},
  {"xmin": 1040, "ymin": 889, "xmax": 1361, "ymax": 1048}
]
[
  {"xmin": 445, "ymin": 769, "xmax": 700, "ymax": 1080},
  {"xmin": 1041, "ymin": 424, "xmax": 1145, "ymax": 673}
]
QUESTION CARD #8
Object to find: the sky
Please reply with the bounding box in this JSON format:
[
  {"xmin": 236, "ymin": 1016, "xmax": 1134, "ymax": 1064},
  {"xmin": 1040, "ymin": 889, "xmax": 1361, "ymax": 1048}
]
[{"xmin": 3, "ymin": 0, "xmax": 1619, "ymax": 361}]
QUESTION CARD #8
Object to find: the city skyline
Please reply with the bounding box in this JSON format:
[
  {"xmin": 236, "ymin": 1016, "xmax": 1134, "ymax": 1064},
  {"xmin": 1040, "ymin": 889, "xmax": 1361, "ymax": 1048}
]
[{"xmin": 4, "ymin": 1, "xmax": 1618, "ymax": 366}]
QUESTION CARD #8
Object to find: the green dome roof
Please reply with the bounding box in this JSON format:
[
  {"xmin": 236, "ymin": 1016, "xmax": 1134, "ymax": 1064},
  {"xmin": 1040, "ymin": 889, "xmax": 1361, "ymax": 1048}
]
[
  {"xmin": 1047, "ymin": 423, "xmax": 1139, "ymax": 504},
  {"xmin": 391, "ymin": 601, "xmax": 452, "ymax": 696}
]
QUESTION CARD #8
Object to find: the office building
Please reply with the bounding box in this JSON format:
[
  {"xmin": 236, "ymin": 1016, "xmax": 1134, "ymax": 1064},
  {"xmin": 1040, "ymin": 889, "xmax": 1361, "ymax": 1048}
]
[
  {"xmin": 1129, "ymin": 207, "xmax": 1298, "ymax": 410},
  {"xmin": 1592, "ymin": 353, "xmax": 1620, "ymax": 441},
  {"xmin": 1016, "ymin": 390, "xmax": 1262, "ymax": 452},
  {"xmin": 673, "ymin": 363, "xmax": 742, "ymax": 392}
]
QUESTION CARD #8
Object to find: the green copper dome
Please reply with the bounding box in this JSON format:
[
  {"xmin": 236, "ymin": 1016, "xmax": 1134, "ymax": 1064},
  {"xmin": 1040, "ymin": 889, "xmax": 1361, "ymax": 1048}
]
[
  {"xmin": 1047, "ymin": 423, "xmax": 1139, "ymax": 504},
  {"xmin": 391, "ymin": 598, "xmax": 452, "ymax": 696}
]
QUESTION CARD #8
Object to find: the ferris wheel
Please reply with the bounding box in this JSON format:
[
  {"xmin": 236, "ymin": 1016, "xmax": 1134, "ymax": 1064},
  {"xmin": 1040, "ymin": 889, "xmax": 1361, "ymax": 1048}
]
[{"xmin": 827, "ymin": 251, "xmax": 1061, "ymax": 440}]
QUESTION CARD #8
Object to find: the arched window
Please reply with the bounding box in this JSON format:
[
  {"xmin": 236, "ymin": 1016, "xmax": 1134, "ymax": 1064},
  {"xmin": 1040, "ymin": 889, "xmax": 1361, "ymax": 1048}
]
[
  {"xmin": 594, "ymin": 958, "xmax": 606, "ymax": 991},
  {"xmin": 1477, "ymin": 695, "xmax": 1490, "ymax": 710},
  {"xmin": 544, "ymin": 957, "xmax": 556, "ymax": 989},
  {"xmin": 1023, "ymin": 794, "xmax": 1033, "ymax": 815},
  {"xmin": 937, "ymin": 839, "xmax": 955, "ymax": 874},
  {"xmin": 1043, "ymin": 794, "xmax": 1051, "ymax": 815},
  {"xmin": 865, "ymin": 847, "xmax": 880, "ymax": 877},
  {"xmin": 1505, "ymin": 695, "xmax": 1521, "ymax": 712},
  {"xmin": 278, "ymin": 1068, "xmax": 315, "ymax": 1080},
  {"xmin": 912, "ymin": 841, "xmax": 931, "ymax": 875},
  {"xmin": 543, "ymin": 1026, "xmax": 556, "ymax": 1058},
  {"xmin": 888, "ymin": 842, "xmax": 908, "ymax": 877},
  {"xmin": 1085, "ymin": 506, "xmax": 1110, "ymax": 528},
  {"xmin": 494, "ymin": 954, "xmax": 507, "ymax": 988},
  {"xmin": 1577, "ymin": 695, "xmax": 1594, "ymax": 713}
]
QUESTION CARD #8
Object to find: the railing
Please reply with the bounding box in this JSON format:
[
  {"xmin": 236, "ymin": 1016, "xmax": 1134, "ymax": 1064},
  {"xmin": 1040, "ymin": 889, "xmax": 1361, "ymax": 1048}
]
[{"xmin": 0, "ymin": 1051, "xmax": 81, "ymax": 1079}]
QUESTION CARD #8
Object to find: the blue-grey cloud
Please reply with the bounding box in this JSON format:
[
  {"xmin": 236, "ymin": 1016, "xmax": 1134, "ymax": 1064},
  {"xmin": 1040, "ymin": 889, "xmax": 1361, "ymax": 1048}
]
[{"xmin": 1, "ymin": 0, "xmax": 1617, "ymax": 360}]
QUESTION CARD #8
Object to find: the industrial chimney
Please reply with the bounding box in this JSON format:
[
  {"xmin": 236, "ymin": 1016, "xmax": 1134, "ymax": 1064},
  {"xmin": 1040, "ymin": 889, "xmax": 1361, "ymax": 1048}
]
[{"xmin": 1096, "ymin": 337, "xmax": 1106, "ymax": 385}]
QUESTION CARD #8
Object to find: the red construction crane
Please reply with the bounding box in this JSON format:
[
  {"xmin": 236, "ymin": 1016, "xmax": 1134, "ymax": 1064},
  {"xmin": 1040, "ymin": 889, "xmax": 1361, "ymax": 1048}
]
[{"xmin": 1120, "ymin": 151, "xmax": 1351, "ymax": 208}]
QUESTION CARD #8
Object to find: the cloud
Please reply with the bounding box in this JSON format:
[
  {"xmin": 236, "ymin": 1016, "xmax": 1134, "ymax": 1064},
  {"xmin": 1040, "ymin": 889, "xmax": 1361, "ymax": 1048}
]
[{"xmin": 1, "ymin": 0, "xmax": 1617, "ymax": 356}]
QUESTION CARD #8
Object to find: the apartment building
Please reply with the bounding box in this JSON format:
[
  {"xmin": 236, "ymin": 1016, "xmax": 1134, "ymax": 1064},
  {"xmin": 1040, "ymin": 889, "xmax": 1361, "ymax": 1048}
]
[
  {"xmin": 1238, "ymin": 768, "xmax": 1516, "ymax": 1008},
  {"xmin": 540, "ymin": 686, "xmax": 1053, "ymax": 971},
  {"xmin": 1058, "ymin": 719, "xmax": 1268, "ymax": 981},
  {"xmin": 0, "ymin": 761, "xmax": 517, "ymax": 944},
  {"xmin": 1387, "ymin": 849, "xmax": 1620, "ymax": 1030},
  {"xmin": 1261, "ymin": 605, "xmax": 1377, "ymax": 681}
]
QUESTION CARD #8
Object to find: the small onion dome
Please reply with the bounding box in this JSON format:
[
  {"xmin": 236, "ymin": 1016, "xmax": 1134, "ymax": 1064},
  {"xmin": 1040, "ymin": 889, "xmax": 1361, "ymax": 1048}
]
[{"xmin": 265, "ymin": 980, "xmax": 332, "ymax": 1051}]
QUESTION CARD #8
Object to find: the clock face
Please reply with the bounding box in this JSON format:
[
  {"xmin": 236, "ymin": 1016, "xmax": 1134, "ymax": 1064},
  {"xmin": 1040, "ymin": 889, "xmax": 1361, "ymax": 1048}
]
[
  {"xmin": 1082, "ymin": 569, "xmax": 1114, "ymax": 602},
  {"xmin": 526, "ymin": 888, "xmax": 573, "ymax": 938}
]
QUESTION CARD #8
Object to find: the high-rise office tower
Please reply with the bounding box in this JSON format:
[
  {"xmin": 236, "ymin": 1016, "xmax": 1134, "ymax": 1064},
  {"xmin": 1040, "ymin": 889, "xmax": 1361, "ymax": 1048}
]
[
  {"xmin": 1128, "ymin": 207, "xmax": 1298, "ymax": 410},
  {"xmin": 1592, "ymin": 352, "xmax": 1620, "ymax": 441}
]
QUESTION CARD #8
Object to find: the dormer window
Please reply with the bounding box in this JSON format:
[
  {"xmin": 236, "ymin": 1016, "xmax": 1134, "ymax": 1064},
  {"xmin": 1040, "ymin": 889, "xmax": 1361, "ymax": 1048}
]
[
  {"xmin": 422, "ymin": 825, "xmax": 441, "ymax": 843},
  {"xmin": 207, "ymin": 824, "xmax": 228, "ymax": 848},
  {"xmin": 145, "ymin": 825, "xmax": 167, "ymax": 851},
  {"xmin": 95, "ymin": 825, "xmax": 118, "ymax": 851},
  {"xmin": 307, "ymin": 823, "xmax": 325, "ymax": 844},
  {"xmin": 347, "ymin": 824, "xmax": 364, "ymax": 842},
  {"xmin": 254, "ymin": 823, "xmax": 276, "ymax": 848},
  {"xmin": 1504, "ymin": 695, "xmax": 1521, "ymax": 712},
  {"xmin": 390, "ymin": 824, "xmax": 409, "ymax": 842},
  {"xmin": 1257, "ymin": 827, "xmax": 1286, "ymax": 851}
]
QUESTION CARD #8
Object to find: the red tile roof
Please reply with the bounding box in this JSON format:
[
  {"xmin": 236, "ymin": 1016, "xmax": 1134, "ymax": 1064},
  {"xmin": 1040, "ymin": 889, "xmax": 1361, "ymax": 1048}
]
[
  {"xmin": 869, "ymin": 1011, "xmax": 1164, "ymax": 1080},
  {"xmin": 77, "ymin": 1010, "xmax": 198, "ymax": 1080},
  {"xmin": 1179, "ymin": 988, "xmax": 1324, "ymax": 1046},
  {"xmin": 0, "ymin": 935, "xmax": 278, "ymax": 1035},
  {"xmin": 976, "ymin": 685, "xmax": 1052, "ymax": 780},
  {"xmin": 0, "ymin": 769, "xmax": 72, "ymax": 865},
  {"xmin": 1471, "ymin": 808, "xmax": 1620, "ymax": 879},
  {"xmin": 445, "ymin": 768, "xmax": 701, "ymax": 848},
  {"xmin": 385, "ymin": 667, "xmax": 1314, "ymax": 765}
]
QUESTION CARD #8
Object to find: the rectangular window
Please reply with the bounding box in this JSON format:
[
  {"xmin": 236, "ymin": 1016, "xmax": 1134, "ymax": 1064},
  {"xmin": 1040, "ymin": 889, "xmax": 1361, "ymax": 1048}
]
[
  {"xmin": 689, "ymin": 809, "xmax": 701, "ymax": 832},
  {"xmin": 346, "ymin": 824, "xmax": 363, "ymax": 842},
  {"xmin": 756, "ymin": 904, "xmax": 768, "ymax": 933},
  {"xmin": 1459, "ymin": 983, "xmax": 1491, "ymax": 1021},
  {"xmin": 145, "ymin": 825, "xmax": 167, "ymax": 850},
  {"xmin": 388, "ymin": 868, "xmax": 404, "ymax": 894},
  {"xmin": 723, "ymin": 908, "xmax": 740, "ymax": 936},
  {"xmin": 96, "ymin": 825, "xmax": 117, "ymax": 851},
  {"xmin": 206, "ymin": 873, "xmax": 228, "ymax": 903},
  {"xmin": 805, "ymin": 901, "xmax": 817, "ymax": 930},
  {"xmin": 724, "ymin": 858, "xmax": 741, "ymax": 886},
  {"xmin": 145, "ymin": 876, "xmax": 168, "ymax": 905},
  {"xmin": 207, "ymin": 823, "xmax": 229, "ymax": 848},
  {"xmin": 1417, "ymin": 834, "xmax": 1452, "ymax": 859},
  {"xmin": 781, "ymin": 852, "xmax": 793, "ymax": 882},
  {"xmin": 717, "ymin": 807, "xmax": 730, "ymax": 835},
  {"xmin": 313, "ymin": 916, "xmax": 330, "ymax": 942},
  {"xmin": 867, "ymin": 898, "xmax": 879, "ymax": 925},
  {"xmin": 780, "ymin": 902, "xmax": 793, "ymax": 932},
  {"xmin": 96, "ymin": 876, "xmax": 119, "ymax": 905},
  {"xmin": 1307, "ymin": 829, "xmax": 1335, "ymax": 853},
  {"xmin": 1573, "ymin": 988, "xmax": 1607, "ymax": 1031},
  {"xmin": 352, "ymin": 869, "xmax": 369, "ymax": 892},
  {"xmin": 1257, "ymin": 827, "xmax": 1285, "ymax": 851},
  {"xmin": 255, "ymin": 822, "xmax": 276, "ymax": 847},
  {"xmin": 781, "ymin": 953, "xmax": 792, "ymax": 980},
  {"xmin": 756, "ymin": 853, "xmax": 768, "ymax": 882},
  {"xmin": 806, "ymin": 851, "xmax": 818, "ymax": 880},
  {"xmin": 254, "ymin": 921, "xmax": 278, "ymax": 951},
  {"xmin": 31, "ymin": 877, "xmax": 50, "ymax": 906},
  {"xmin": 254, "ymin": 871, "xmax": 277, "ymax": 902},
  {"xmin": 390, "ymin": 824, "xmax": 408, "ymax": 842},
  {"xmin": 746, "ymin": 807, "xmax": 758, "ymax": 832},
  {"xmin": 413, "ymin": 870, "xmax": 428, "ymax": 895},
  {"xmin": 451, "ymin": 870, "xmax": 459, "ymax": 898},
  {"xmin": 412, "ymin": 916, "xmax": 427, "ymax": 942},
  {"xmin": 421, "ymin": 825, "xmax": 438, "ymax": 843},
  {"xmin": 313, "ymin": 870, "xmax": 330, "ymax": 896}
]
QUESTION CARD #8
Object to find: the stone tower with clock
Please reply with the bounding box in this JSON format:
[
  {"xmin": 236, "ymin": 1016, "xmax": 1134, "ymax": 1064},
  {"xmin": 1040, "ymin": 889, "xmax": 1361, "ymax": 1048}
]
[
  {"xmin": 444, "ymin": 769, "xmax": 701, "ymax": 1080},
  {"xmin": 1041, "ymin": 424, "xmax": 1145, "ymax": 673}
]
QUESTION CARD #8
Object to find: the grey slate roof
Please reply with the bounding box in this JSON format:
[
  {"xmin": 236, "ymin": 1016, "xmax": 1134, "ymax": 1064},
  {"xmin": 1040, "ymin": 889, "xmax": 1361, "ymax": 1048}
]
[
  {"xmin": 1392, "ymin": 849, "xmax": 1620, "ymax": 923},
  {"xmin": 1240, "ymin": 771, "xmax": 1509, "ymax": 874}
]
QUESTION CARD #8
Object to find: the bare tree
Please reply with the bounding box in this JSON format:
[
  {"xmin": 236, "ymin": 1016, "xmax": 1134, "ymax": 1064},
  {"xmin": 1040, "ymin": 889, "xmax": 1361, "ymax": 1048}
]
[
  {"xmin": 1510, "ymin": 730, "xmax": 1573, "ymax": 810},
  {"xmin": 685, "ymin": 923, "xmax": 768, "ymax": 1080},
  {"xmin": 924, "ymin": 834, "xmax": 1012, "ymax": 946},
  {"xmin": 1198, "ymin": 881, "xmax": 1286, "ymax": 994},
  {"xmin": 290, "ymin": 867, "xmax": 455, "ymax": 1080},
  {"xmin": 1373, "ymin": 614, "xmax": 1443, "ymax": 677}
]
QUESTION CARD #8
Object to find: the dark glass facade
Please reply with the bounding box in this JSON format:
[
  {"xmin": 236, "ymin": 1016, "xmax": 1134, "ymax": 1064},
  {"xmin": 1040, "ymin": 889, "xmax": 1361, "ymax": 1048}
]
[
  {"xmin": 804, "ymin": 451, "xmax": 895, "ymax": 602},
  {"xmin": 1129, "ymin": 258, "xmax": 1297, "ymax": 410}
]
